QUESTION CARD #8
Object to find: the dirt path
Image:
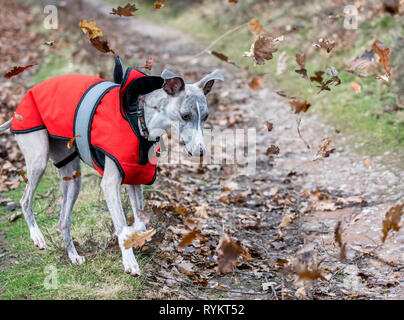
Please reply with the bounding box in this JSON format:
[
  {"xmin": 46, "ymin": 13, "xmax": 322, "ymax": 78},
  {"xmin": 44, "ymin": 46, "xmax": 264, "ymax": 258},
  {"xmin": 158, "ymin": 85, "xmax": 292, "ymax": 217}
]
[
  {"xmin": 2, "ymin": 0, "xmax": 400, "ymax": 300},
  {"xmin": 81, "ymin": 0, "xmax": 404, "ymax": 300}
]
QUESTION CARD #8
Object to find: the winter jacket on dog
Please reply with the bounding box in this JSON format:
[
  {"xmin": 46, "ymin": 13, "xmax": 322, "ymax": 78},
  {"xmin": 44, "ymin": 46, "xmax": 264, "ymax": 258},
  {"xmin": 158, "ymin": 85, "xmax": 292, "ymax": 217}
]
[{"xmin": 10, "ymin": 68, "xmax": 164, "ymax": 185}]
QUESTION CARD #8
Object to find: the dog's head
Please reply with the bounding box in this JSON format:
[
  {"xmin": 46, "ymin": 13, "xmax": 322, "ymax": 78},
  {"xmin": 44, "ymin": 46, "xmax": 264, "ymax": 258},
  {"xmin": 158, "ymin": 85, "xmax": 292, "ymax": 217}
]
[{"xmin": 160, "ymin": 69, "xmax": 224, "ymax": 157}]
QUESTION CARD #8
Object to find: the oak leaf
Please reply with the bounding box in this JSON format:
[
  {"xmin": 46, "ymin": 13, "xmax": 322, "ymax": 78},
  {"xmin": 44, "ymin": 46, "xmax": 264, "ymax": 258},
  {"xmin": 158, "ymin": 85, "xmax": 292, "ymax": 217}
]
[
  {"xmin": 4, "ymin": 65, "xmax": 34, "ymax": 79},
  {"xmin": 382, "ymin": 204, "xmax": 403, "ymax": 242},
  {"xmin": 216, "ymin": 234, "xmax": 249, "ymax": 274},
  {"xmin": 244, "ymin": 35, "xmax": 284, "ymax": 66},
  {"xmin": 154, "ymin": 0, "xmax": 166, "ymax": 9},
  {"xmin": 178, "ymin": 229, "xmax": 201, "ymax": 251},
  {"xmin": 110, "ymin": 3, "xmax": 137, "ymax": 16},
  {"xmin": 78, "ymin": 20, "xmax": 103, "ymax": 39},
  {"xmin": 124, "ymin": 228, "xmax": 156, "ymax": 249},
  {"xmin": 248, "ymin": 18, "xmax": 266, "ymax": 36}
]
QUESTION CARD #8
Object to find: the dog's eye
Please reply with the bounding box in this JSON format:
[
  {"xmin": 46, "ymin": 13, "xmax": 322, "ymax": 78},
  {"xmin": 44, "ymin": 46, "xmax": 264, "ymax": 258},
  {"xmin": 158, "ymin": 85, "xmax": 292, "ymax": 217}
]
[{"xmin": 181, "ymin": 113, "xmax": 191, "ymax": 121}]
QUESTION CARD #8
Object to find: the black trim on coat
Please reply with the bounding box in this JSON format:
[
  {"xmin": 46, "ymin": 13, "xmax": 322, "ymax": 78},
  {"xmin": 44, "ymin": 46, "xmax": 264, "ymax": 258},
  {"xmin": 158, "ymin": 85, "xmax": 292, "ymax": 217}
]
[
  {"xmin": 10, "ymin": 125, "xmax": 46, "ymax": 134},
  {"xmin": 91, "ymin": 145, "xmax": 126, "ymax": 181}
]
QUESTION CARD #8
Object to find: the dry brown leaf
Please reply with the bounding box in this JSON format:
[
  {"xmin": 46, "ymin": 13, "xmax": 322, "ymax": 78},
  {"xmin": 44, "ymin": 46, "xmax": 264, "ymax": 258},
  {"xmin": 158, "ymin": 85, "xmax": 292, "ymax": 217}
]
[
  {"xmin": 110, "ymin": 3, "xmax": 137, "ymax": 16},
  {"xmin": 244, "ymin": 35, "xmax": 284, "ymax": 66},
  {"xmin": 4, "ymin": 65, "xmax": 34, "ymax": 79},
  {"xmin": 219, "ymin": 193, "xmax": 231, "ymax": 205},
  {"xmin": 67, "ymin": 135, "xmax": 81, "ymax": 149},
  {"xmin": 266, "ymin": 121, "xmax": 273, "ymax": 132},
  {"xmin": 334, "ymin": 221, "xmax": 347, "ymax": 260},
  {"xmin": 194, "ymin": 204, "xmax": 209, "ymax": 219},
  {"xmin": 216, "ymin": 234, "xmax": 249, "ymax": 274},
  {"xmin": 154, "ymin": 0, "xmax": 166, "ymax": 9},
  {"xmin": 18, "ymin": 170, "xmax": 28, "ymax": 183},
  {"xmin": 365, "ymin": 158, "xmax": 372, "ymax": 169},
  {"xmin": 351, "ymin": 81, "xmax": 362, "ymax": 93},
  {"xmin": 228, "ymin": 0, "xmax": 238, "ymax": 3},
  {"xmin": 372, "ymin": 40, "xmax": 391, "ymax": 78},
  {"xmin": 266, "ymin": 145, "xmax": 280, "ymax": 155},
  {"xmin": 248, "ymin": 18, "xmax": 266, "ymax": 36},
  {"xmin": 382, "ymin": 0, "xmax": 400, "ymax": 15},
  {"xmin": 289, "ymin": 99, "xmax": 311, "ymax": 114},
  {"xmin": 248, "ymin": 77, "xmax": 262, "ymax": 90},
  {"xmin": 78, "ymin": 20, "xmax": 103, "ymax": 39},
  {"xmin": 310, "ymin": 71, "xmax": 325, "ymax": 84},
  {"xmin": 90, "ymin": 37, "xmax": 115, "ymax": 54},
  {"xmin": 177, "ymin": 261, "xmax": 195, "ymax": 276},
  {"xmin": 382, "ymin": 204, "xmax": 403, "ymax": 242},
  {"xmin": 174, "ymin": 204, "xmax": 190, "ymax": 216},
  {"xmin": 178, "ymin": 229, "xmax": 201, "ymax": 251},
  {"xmin": 63, "ymin": 176, "xmax": 72, "ymax": 181},
  {"xmin": 72, "ymin": 171, "xmax": 81, "ymax": 179},
  {"xmin": 315, "ymin": 138, "xmax": 335, "ymax": 159},
  {"xmin": 347, "ymin": 49, "xmax": 380, "ymax": 77},
  {"xmin": 313, "ymin": 38, "xmax": 336, "ymax": 53},
  {"xmin": 124, "ymin": 228, "xmax": 156, "ymax": 249}
]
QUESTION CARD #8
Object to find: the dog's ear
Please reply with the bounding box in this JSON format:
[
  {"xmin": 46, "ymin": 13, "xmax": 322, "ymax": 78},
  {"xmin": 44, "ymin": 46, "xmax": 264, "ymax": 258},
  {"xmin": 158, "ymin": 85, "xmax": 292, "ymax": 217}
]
[
  {"xmin": 114, "ymin": 55, "xmax": 124, "ymax": 84},
  {"xmin": 161, "ymin": 69, "xmax": 185, "ymax": 96},
  {"xmin": 195, "ymin": 70, "xmax": 224, "ymax": 95}
]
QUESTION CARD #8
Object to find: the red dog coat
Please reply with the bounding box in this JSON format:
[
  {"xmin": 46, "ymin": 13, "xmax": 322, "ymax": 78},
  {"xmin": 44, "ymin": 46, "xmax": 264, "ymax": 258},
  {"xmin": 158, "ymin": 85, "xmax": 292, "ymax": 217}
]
[{"xmin": 11, "ymin": 68, "xmax": 163, "ymax": 185}]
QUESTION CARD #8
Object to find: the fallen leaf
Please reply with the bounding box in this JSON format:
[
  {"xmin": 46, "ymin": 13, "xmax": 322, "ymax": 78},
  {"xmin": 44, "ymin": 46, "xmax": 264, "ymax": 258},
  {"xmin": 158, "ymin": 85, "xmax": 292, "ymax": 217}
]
[
  {"xmin": 178, "ymin": 229, "xmax": 201, "ymax": 251},
  {"xmin": 382, "ymin": 204, "xmax": 403, "ymax": 242},
  {"xmin": 4, "ymin": 65, "xmax": 34, "ymax": 79},
  {"xmin": 334, "ymin": 221, "xmax": 347, "ymax": 260},
  {"xmin": 248, "ymin": 77, "xmax": 262, "ymax": 90},
  {"xmin": 110, "ymin": 3, "xmax": 137, "ymax": 16},
  {"xmin": 266, "ymin": 145, "xmax": 280, "ymax": 155},
  {"xmin": 244, "ymin": 35, "xmax": 284, "ymax": 66},
  {"xmin": 219, "ymin": 193, "xmax": 231, "ymax": 205},
  {"xmin": 143, "ymin": 56, "xmax": 154, "ymax": 71},
  {"xmin": 194, "ymin": 204, "xmax": 209, "ymax": 219},
  {"xmin": 177, "ymin": 261, "xmax": 195, "ymax": 276},
  {"xmin": 124, "ymin": 228, "xmax": 156, "ymax": 249},
  {"xmin": 18, "ymin": 170, "xmax": 28, "ymax": 183}
]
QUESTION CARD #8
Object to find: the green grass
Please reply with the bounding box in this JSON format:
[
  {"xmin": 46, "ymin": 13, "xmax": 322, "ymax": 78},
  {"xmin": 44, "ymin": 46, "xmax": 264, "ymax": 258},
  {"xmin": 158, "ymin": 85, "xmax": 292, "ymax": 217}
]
[
  {"xmin": 0, "ymin": 165, "xmax": 148, "ymax": 300},
  {"xmin": 112, "ymin": 0, "xmax": 404, "ymax": 155}
]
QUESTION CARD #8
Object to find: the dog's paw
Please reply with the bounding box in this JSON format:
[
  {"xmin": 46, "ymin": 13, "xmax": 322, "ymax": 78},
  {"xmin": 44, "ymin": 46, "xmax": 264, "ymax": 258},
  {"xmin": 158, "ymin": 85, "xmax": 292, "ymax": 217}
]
[
  {"xmin": 29, "ymin": 227, "xmax": 47, "ymax": 250},
  {"xmin": 122, "ymin": 250, "xmax": 140, "ymax": 277},
  {"xmin": 69, "ymin": 254, "xmax": 85, "ymax": 265}
]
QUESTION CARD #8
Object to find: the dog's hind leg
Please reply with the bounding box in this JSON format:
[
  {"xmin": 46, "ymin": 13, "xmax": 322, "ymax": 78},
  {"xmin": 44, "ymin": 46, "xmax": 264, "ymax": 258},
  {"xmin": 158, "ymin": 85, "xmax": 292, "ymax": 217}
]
[
  {"xmin": 49, "ymin": 138, "xmax": 84, "ymax": 265},
  {"xmin": 15, "ymin": 130, "xmax": 50, "ymax": 250},
  {"xmin": 126, "ymin": 185, "xmax": 146, "ymax": 232}
]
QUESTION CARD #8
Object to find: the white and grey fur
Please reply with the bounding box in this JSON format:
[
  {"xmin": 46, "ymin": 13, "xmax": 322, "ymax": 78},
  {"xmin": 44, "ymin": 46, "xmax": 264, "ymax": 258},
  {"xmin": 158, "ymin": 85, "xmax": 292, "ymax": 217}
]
[{"xmin": 0, "ymin": 64, "xmax": 223, "ymax": 276}]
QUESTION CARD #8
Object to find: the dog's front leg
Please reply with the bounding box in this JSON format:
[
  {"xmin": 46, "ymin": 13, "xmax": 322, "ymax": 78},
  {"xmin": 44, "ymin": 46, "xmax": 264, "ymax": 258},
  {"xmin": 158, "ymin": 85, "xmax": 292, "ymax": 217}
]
[
  {"xmin": 126, "ymin": 185, "xmax": 146, "ymax": 232},
  {"xmin": 101, "ymin": 157, "xmax": 140, "ymax": 276}
]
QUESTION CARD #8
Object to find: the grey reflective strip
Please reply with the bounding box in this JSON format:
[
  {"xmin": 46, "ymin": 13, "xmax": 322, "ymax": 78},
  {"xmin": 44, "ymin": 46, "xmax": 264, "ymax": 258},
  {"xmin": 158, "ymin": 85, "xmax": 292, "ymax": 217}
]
[{"xmin": 74, "ymin": 81, "xmax": 118, "ymax": 168}]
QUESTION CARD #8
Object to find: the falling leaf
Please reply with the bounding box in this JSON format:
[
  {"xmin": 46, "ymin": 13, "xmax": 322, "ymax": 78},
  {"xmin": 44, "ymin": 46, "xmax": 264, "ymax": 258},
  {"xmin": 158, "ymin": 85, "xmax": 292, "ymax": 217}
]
[
  {"xmin": 316, "ymin": 67, "xmax": 341, "ymax": 93},
  {"xmin": 351, "ymin": 81, "xmax": 362, "ymax": 93},
  {"xmin": 382, "ymin": 0, "xmax": 400, "ymax": 14},
  {"xmin": 382, "ymin": 204, "xmax": 403, "ymax": 242},
  {"xmin": 289, "ymin": 99, "xmax": 311, "ymax": 114},
  {"xmin": 143, "ymin": 56, "xmax": 154, "ymax": 71},
  {"xmin": 244, "ymin": 35, "xmax": 284, "ymax": 66},
  {"xmin": 154, "ymin": 0, "xmax": 166, "ymax": 9},
  {"xmin": 248, "ymin": 18, "xmax": 266, "ymax": 36},
  {"xmin": 63, "ymin": 176, "xmax": 72, "ymax": 181},
  {"xmin": 372, "ymin": 40, "xmax": 391, "ymax": 78},
  {"xmin": 44, "ymin": 40, "xmax": 55, "ymax": 46},
  {"xmin": 110, "ymin": 3, "xmax": 138, "ymax": 16},
  {"xmin": 279, "ymin": 213, "xmax": 295, "ymax": 237},
  {"xmin": 266, "ymin": 145, "xmax": 280, "ymax": 155},
  {"xmin": 4, "ymin": 65, "xmax": 34, "ymax": 79},
  {"xmin": 67, "ymin": 135, "xmax": 81, "ymax": 149},
  {"xmin": 347, "ymin": 49, "xmax": 381, "ymax": 78},
  {"xmin": 313, "ymin": 38, "xmax": 336, "ymax": 53},
  {"xmin": 90, "ymin": 37, "xmax": 115, "ymax": 54},
  {"xmin": 364, "ymin": 158, "xmax": 372, "ymax": 169},
  {"xmin": 248, "ymin": 77, "xmax": 262, "ymax": 90},
  {"xmin": 216, "ymin": 234, "xmax": 248, "ymax": 274},
  {"xmin": 310, "ymin": 71, "xmax": 325, "ymax": 84},
  {"xmin": 78, "ymin": 20, "xmax": 103, "ymax": 39},
  {"xmin": 228, "ymin": 0, "xmax": 238, "ymax": 3},
  {"xmin": 266, "ymin": 121, "xmax": 273, "ymax": 132},
  {"xmin": 178, "ymin": 229, "xmax": 201, "ymax": 251},
  {"xmin": 334, "ymin": 221, "xmax": 347, "ymax": 260},
  {"xmin": 124, "ymin": 228, "xmax": 156, "ymax": 249},
  {"xmin": 315, "ymin": 138, "xmax": 335, "ymax": 159}
]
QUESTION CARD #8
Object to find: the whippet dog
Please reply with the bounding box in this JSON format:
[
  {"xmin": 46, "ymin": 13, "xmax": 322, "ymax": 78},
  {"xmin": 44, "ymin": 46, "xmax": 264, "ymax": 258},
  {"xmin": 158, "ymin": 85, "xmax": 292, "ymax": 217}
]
[{"xmin": 0, "ymin": 64, "xmax": 223, "ymax": 276}]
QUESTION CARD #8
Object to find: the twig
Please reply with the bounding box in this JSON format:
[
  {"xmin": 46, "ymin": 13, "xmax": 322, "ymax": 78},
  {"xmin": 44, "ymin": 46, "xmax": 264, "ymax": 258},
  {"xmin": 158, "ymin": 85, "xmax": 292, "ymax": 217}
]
[{"xmin": 296, "ymin": 117, "xmax": 311, "ymax": 150}]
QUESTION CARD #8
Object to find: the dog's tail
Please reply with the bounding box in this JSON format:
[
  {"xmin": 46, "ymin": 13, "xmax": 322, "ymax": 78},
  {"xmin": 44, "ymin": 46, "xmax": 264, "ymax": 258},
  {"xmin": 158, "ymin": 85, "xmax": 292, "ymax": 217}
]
[{"xmin": 0, "ymin": 119, "xmax": 12, "ymax": 133}]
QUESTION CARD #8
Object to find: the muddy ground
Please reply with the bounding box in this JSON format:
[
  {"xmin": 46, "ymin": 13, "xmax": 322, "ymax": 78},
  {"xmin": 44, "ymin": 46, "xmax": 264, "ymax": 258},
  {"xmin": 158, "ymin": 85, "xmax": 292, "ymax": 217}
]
[{"xmin": 1, "ymin": 0, "xmax": 403, "ymax": 299}]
